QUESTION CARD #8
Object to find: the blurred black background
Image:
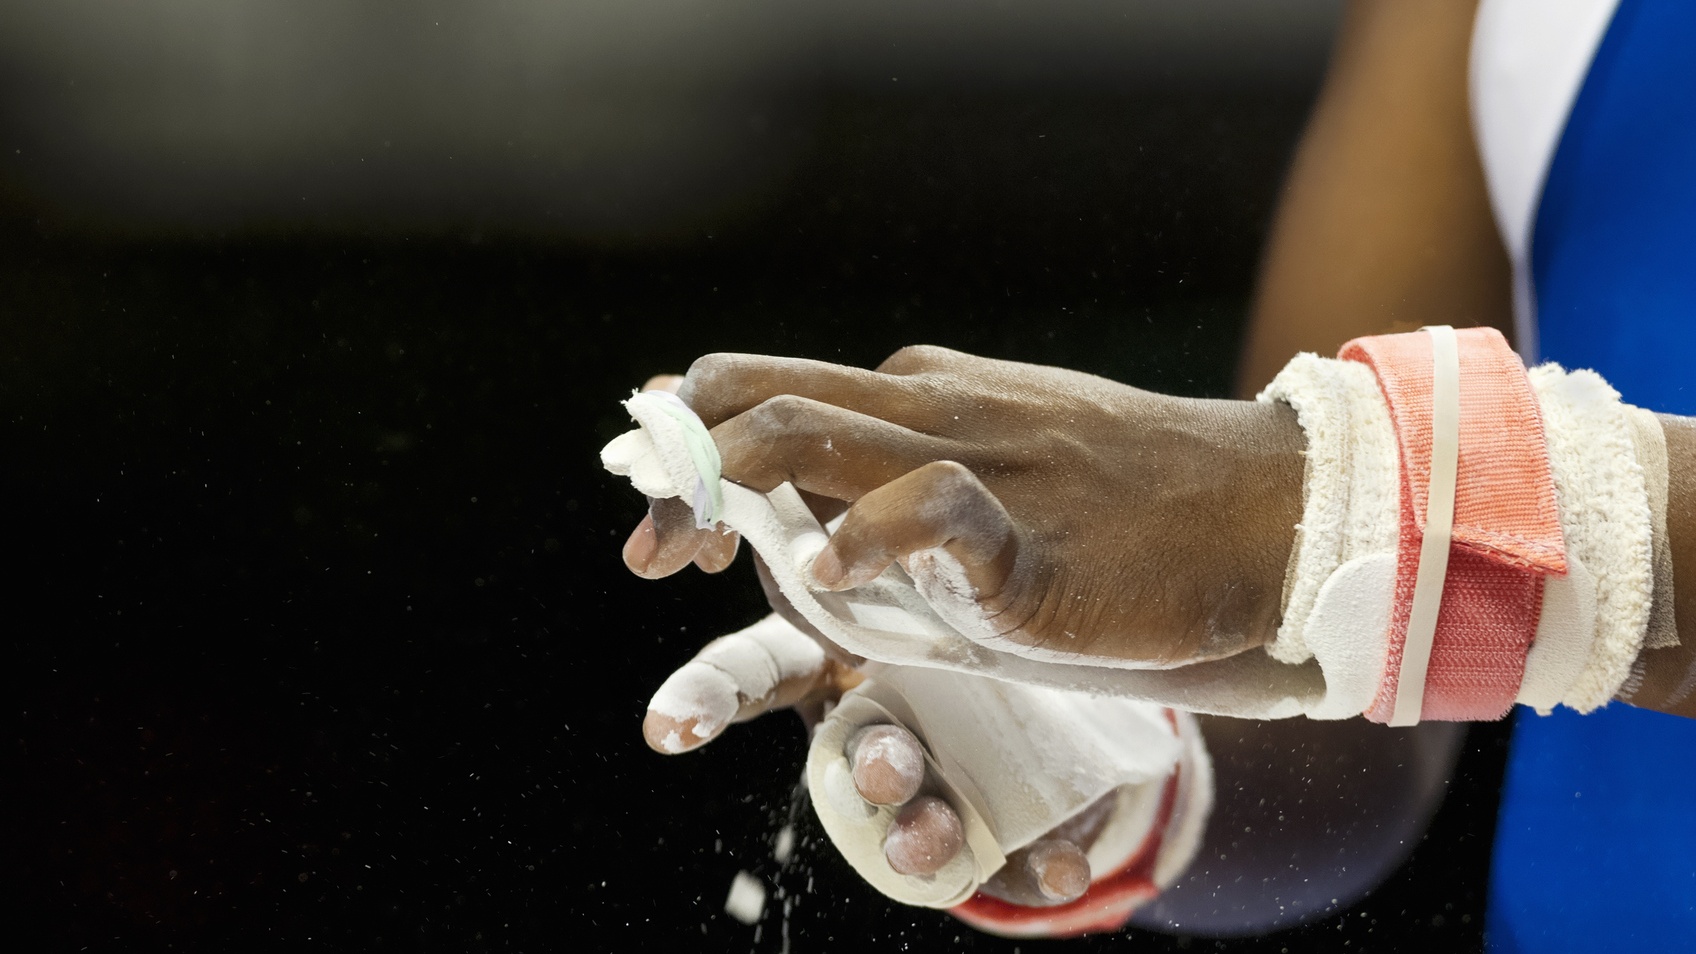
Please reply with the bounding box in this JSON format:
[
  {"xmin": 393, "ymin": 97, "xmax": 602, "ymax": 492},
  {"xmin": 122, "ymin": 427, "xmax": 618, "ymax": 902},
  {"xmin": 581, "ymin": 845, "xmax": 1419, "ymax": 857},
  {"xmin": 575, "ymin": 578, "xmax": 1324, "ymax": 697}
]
[{"xmin": 1, "ymin": 2, "xmax": 1508, "ymax": 950}]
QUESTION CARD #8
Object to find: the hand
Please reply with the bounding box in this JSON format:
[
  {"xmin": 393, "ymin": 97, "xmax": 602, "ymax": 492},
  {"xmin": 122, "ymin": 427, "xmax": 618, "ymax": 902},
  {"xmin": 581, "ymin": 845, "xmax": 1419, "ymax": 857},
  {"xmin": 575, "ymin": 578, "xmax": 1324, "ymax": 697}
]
[
  {"xmin": 626, "ymin": 346, "xmax": 1306, "ymax": 668},
  {"xmin": 641, "ymin": 614, "xmax": 1180, "ymax": 920}
]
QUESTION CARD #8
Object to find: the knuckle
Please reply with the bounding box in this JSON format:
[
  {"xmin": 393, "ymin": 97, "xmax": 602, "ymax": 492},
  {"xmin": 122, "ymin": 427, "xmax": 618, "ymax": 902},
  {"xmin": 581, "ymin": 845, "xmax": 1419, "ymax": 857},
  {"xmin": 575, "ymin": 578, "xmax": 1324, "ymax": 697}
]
[
  {"xmin": 747, "ymin": 394, "xmax": 817, "ymax": 434},
  {"xmin": 683, "ymin": 352, "xmax": 739, "ymax": 394},
  {"xmin": 920, "ymin": 461, "xmax": 1009, "ymax": 529},
  {"xmin": 924, "ymin": 459, "xmax": 984, "ymax": 495},
  {"xmin": 876, "ymin": 344, "xmax": 954, "ymax": 375}
]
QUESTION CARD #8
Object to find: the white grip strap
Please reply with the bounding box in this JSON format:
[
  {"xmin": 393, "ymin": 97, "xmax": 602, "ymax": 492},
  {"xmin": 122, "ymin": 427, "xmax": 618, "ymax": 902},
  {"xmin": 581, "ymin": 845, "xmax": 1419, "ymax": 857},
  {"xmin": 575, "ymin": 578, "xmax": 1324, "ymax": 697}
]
[{"xmin": 1389, "ymin": 325, "xmax": 1460, "ymax": 727}]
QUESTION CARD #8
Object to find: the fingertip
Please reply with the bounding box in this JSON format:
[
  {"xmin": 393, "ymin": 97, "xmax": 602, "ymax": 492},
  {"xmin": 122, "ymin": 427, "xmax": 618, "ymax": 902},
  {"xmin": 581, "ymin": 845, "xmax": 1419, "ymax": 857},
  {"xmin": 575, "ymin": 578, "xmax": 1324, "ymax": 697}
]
[
  {"xmin": 693, "ymin": 528, "xmax": 740, "ymax": 574},
  {"xmin": 883, "ymin": 795, "xmax": 964, "ymax": 876},
  {"xmin": 643, "ymin": 709, "xmax": 714, "ymax": 754},
  {"xmin": 812, "ymin": 544, "xmax": 884, "ymax": 591},
  {"xmin": 643, "ymin": 373, "xmax": 685, "ymax": 394},
  {"xmin": 639, "ymin": 499, "xmax": 712, "ymax": 578},
  {"xmin": 623, "ymin": 515, "xmax": 661, "ymax": 575},
  {"xmin": 645, "ymin": 663, "xmax": 740, "ymax": 753},
  {"xmin": 981, "ymin": 837, "xmax": 1093, "ymax": 907},
  {"xmin": 1026, "ymin": 839, "xmax": 1091, "ymax": 904},
  {"xmin": 811, "ymin": 546, "xmax": 846, "ymax": 589},
  {"xmin": 847, "ymin": 725, "xmax": 925, "ymax": 806}
]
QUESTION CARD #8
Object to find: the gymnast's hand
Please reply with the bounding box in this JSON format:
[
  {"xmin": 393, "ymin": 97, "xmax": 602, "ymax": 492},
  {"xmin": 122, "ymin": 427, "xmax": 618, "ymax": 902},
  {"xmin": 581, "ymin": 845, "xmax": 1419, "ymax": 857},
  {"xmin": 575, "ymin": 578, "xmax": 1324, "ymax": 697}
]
[
  {"xmin": 623, "ymin": 346, "xmax": 1307, "ymax": 668},
  {"xmin": 630, "ymin": 368, "xmax": 1103, "ymax": 906},
  {"xmin": 642, "ymin": 611, "xmax": 1121, "ymax": 910}
]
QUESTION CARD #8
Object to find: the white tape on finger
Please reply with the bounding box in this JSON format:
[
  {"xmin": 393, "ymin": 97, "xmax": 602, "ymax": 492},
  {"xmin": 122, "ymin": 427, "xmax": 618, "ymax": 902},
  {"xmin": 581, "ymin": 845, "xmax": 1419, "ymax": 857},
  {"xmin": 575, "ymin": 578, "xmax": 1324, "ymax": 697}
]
[{"xmin": 646, "ymin": 615, "xmax": 827, "ymax": 749}]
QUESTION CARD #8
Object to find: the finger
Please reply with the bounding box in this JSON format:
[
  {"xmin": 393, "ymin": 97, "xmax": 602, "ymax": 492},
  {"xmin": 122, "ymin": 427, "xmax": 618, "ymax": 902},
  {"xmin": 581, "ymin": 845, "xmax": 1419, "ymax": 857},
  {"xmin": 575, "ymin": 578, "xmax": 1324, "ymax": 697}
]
[
  {"xmin": 713, "ymin": 395, "xmax": 946, "ymax": 501},
  {"xmin": 691, "ymin": 528, "xmax": 741, "ymax": 574},
  {"xmin": 643, "ymin": 615, "xmax": 833, "ymax": 754},
  {"xmin": 882, "ymin": 795, "xmax": 964, "ymax": 876},
  {"xmin": 980, "ymin": 839, "xmax": 1092, "ymax": 907},
  {"xmin": 680, "ymin": 353, "xmax": 933, "ymax": 429},
  {"xmin": 624, "ymin": 497, "xmax": 714, "ymax": 579},
  {"xmin": 846, "ymin": 725, "xmax": 925, "ymax": 806},
  {"xmin": 810, "ymin": 460, "xmax": 1017, "ymax": 599}
]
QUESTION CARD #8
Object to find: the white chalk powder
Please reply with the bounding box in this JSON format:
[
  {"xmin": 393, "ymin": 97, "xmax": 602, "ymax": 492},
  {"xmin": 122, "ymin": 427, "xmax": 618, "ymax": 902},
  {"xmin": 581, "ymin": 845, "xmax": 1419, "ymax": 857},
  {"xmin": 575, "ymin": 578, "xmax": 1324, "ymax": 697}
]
[
  {"xmin": 647, "ymin": 662, "xmax": 740, "ymax": 740},
  {"xmin": 647, "ymin": 617, "xmax": 826, "ymax": 736},
  {"xmin": 724, "ymin": 870, "xmax": 766, "ymax": 925},
  {"xmin": 905, "ymin": 547, "xmax": 1001, "ymax": 645},
  {"xmin": 773, "ymin": 825, "xmax": 795, "ymax": 864}
]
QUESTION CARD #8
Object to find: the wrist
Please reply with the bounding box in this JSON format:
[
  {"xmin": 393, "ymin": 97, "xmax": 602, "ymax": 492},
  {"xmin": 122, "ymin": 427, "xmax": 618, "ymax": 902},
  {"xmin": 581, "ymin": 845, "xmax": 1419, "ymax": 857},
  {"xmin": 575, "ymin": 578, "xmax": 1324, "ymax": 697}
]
[
  {"xmin": 1156, "ymin": 395, "xmax": 1307, "ymax": 658},
  {"xmin": 1222, "ymin": 398, "xmax": 1308, "ymax": 651}
]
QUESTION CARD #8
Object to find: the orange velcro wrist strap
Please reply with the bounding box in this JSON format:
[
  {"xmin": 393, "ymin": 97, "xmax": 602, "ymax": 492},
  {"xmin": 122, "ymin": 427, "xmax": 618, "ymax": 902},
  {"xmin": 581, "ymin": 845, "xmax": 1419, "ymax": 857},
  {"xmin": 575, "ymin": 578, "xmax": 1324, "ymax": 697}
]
[{"xmin": 1340, "ymin": 326, "xmax": 1566, "ymax": 723}]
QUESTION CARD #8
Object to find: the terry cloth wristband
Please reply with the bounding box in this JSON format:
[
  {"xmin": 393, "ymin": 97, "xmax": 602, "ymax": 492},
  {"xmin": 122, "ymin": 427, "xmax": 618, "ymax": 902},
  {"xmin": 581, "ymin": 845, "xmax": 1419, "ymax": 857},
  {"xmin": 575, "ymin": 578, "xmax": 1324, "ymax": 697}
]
[
  {"xmin": 1342, "ymin": 326, "xmax": 1566, "ymax": 724},
  {"xmin": 1524, "ymin": 365, "xmax": 1659, "ymax": 712},
  {"xmin": 1264, "ymin": 329, "xmax": 1664, "ymax": 722}
]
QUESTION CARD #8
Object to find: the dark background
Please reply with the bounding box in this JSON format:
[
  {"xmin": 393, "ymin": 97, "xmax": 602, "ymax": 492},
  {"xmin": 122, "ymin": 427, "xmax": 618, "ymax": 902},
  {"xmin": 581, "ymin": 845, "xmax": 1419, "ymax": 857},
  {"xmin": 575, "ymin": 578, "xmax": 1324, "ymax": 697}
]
[{"xmin": 1, "ymin": 2, "xmax": 1508, "ymax": 950}]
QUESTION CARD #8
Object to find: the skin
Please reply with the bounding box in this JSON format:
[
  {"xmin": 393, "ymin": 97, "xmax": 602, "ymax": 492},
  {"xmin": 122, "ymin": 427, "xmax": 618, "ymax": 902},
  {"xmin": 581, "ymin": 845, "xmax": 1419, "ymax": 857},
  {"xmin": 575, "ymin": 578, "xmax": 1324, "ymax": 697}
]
[
  {"xmin": 1239, "ymin": 0, "xmax": 1514, "ymax": 392},
  {"xmin": 633, "ymin": 348, "xmax": 1308, "ymax": 669},
  {"xmin": 628, "ymin": 0, "xmax": 1696, "ymax": 928}
]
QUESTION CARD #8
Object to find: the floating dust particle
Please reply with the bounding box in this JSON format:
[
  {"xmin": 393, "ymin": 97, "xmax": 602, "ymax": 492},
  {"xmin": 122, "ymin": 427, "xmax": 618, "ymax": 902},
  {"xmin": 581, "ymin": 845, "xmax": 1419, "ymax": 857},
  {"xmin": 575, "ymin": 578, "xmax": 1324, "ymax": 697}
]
[
  {"xmin": 725, "ymin": 870, "xmax": 766, "ymax": 925},
  {"xmin": 772, "ymin": 779, "xmax": 812, "ymax": 950}
]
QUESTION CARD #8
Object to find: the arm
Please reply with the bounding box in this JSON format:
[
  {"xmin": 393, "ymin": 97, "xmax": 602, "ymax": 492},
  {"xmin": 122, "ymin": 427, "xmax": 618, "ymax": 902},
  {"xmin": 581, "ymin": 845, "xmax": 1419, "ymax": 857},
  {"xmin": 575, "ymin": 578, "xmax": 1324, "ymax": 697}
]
[
  {"xmin": 1240, "ymin": 0, "xmax": 1508, "ymax": 393},
  {"xmin": 1243, "ymin": 0, "xmax": 1696, "ymax": 718},
  {"xmin": 631, "ymin": 0, "xmax": 1696, "ymax": 720},
  {"xmin": 618, "ymin": 2, "xmax": 1511, "ymax": 934}
]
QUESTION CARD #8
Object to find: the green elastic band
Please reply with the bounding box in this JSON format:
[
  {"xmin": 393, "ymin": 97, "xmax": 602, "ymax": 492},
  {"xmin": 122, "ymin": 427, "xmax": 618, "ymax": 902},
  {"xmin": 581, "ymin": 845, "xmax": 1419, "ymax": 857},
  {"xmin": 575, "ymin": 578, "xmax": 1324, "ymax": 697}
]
[{"xmin": 647, "ymin": 391, "xmax": 724, "ymax": 528}]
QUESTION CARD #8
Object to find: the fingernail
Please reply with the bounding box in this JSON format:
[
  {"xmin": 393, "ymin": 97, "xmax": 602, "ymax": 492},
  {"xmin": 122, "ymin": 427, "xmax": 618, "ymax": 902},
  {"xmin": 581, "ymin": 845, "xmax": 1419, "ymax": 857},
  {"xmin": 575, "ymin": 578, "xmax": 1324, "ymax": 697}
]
[
  {"xmin": 848, "ymin": 725, "xmax": 925, "ymax": 806},
  {"xmin": 643, "ymin": 710, "xmax": 709, "ymax": 754},
  {"xmin": 883, "ymin": 796, "xmax": 964, "ymax": 876},
  {"xmin": 645, "ymin": 663, "xmax": 739, "ymax": 753},
  {"xmin": 1028, "ymin": 840, "xmax": 1091, "ymax": 903},
  {"xmin": 693, "ymin": 528, "xmax": 740, "ymax": 574},
  {"xmin": 812, "ymin": 547, "xmax": 845, "ymax": 588},
  {"xmin": 623, "ymin": 518, "xmax": 659, "ymax": 574}
]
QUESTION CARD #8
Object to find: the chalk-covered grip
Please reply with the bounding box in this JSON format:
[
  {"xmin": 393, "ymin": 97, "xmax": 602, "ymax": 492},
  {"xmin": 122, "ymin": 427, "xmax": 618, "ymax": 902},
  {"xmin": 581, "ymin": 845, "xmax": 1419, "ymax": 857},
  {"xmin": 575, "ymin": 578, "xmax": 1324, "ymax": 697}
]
[
  {"xmin": 807, "ymin": 665, "xmax": 1211, "ymax": 930},
  {"xmin": 632, "ymin": 389, "xmax": 724, "ymax": 528}
]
